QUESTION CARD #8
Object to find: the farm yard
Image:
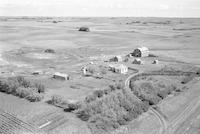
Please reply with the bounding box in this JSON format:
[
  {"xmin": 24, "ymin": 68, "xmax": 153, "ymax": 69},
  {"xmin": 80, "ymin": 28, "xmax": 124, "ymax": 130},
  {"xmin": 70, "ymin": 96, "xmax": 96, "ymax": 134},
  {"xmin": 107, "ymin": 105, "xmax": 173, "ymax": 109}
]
[{"xmin": 0, "ymin": 17, "xmax": 200, "ymax": 134}]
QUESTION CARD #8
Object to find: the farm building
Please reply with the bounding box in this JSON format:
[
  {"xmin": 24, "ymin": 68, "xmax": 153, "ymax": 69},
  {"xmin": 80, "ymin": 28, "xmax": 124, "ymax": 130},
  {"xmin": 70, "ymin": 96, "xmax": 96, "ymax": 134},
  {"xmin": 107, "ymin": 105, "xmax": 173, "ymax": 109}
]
[
  {"xmin": 197, "ymin": 69, "xmax": 200, "ymax": 75},
  {"xmin": 109, "ymin": 56, "xmax": 123, "ymax": 62},
  {"xmin": 44, "ymin": 49, "xmax": 55, "ymax": 53},
  {"xmin": 79, "ymin": 27, "xmax": 90, "ymax": 32},
  {"xmin": 109, "ymin": 64, "xmax": 128, "ymax": 74},
  {"xmin": 132, "ymin": 47, "xmax": 149, "ymax": 57},
  {"xmin": 32, "ymin": 70, "xmax": 43, "ymax": 75},
  {"xmin": 132, "ymin": 58, "xmax": 144, "ymax": 65},
  {"xmin": 153, "ymin": 60, "xmax": 159, "ymax": 64},
  {"xmin": 53, "ymin": 72, "xmax": 69, "ymax": 80}
]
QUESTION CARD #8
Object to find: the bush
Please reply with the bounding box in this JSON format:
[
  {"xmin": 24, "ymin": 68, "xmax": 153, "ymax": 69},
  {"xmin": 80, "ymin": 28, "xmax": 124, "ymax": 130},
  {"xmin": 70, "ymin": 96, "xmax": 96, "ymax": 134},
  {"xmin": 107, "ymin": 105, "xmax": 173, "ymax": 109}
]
[
  {"xmin": 93, "ymin": 90, "xmax": 104, "ymax": 98},
  {"xmin": 34, "ymin": 83, "xmax": 45, "ymax": 93},
  {"xmin": 85, "ymin": 94, "xmax": 97, "ymax": 103},
  {"xmin": 0, "ymin": 76, "xmax": 45, "ymax": 102},
  {"xmin": 50, "ymin": 95, "xmax": 68, "ymax": 105},
  {"xmin": 16, "ymin": 76, "xmax": 31, "ymax": 88},
  {"xmin": 26, "ymin": 92, "xmax": 44, "ymax": 102},
  {"xmin": 16, "ymin": 87, "xmax": 33, "ymax": 98}
]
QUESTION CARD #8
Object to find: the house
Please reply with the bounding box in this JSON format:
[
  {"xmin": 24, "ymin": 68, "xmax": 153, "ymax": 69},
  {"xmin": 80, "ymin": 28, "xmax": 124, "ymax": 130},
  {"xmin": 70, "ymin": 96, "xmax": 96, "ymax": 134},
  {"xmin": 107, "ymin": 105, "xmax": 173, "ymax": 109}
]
[
  {"xmin": 53, "ymin": 72, "xmax": 69, "ymax": 80},
  {"xmin": 109, "ymin": 56, "xmax": 123, "ymax": 62},
  {"xmin": 132, "ymin": 47, "xmax": 149, "ymax": 57},
  {"xmin": 79, "ymin": 27, "xmax": 90, "ymax": 32},
  {"xmin": 132, "ymin": 58, "xmax": 144, "ymax": 65},
  {"xmin": 109, "ymin": 64, "xmax": 128, "ymax": 74}
]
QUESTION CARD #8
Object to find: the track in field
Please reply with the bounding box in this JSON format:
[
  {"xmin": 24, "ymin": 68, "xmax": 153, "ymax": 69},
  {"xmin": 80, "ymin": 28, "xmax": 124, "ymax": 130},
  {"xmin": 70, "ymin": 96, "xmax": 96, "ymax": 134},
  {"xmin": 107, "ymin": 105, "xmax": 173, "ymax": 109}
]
[
  {"xmin": 0, "ymin": 109, "xmax": 43, "ymax": 134},
  {"xmin": 28, "ymin": 110, "xmax": 68, "ymax": 133}
]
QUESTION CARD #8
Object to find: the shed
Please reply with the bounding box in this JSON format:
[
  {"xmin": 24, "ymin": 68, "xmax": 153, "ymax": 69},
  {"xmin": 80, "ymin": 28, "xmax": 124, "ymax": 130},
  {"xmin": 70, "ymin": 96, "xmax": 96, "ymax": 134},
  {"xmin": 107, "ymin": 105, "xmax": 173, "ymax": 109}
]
[
  {"xmin": 132, "ymin": 47, "xmax": 149, "ymax": 57},
  {"xmin": 53, "ymin": 72, "xmax": 69, "ymax": 80},
  {"xmin": 109, "ymin": 56, "xmax": 123, "ymax": 62},
  {"xmin": 152, "ymin": 60, "xmax": 159, "ymax": 64},
  {"xmin": 132, "ymin": 58, "xmax": 144, "ymax": 65},
  {"xmin": 196, "ymin": 69, "xmax": 200, "ymax": 75},
  {"xmin": 79, "ymin": 27, "xmax": 90, "ymax": 32},
  {"xmin": 32, "ymin": 70, "xmax": 43, "ymax": 75},
  {"xmin": 109, "ymin": 64, "xmax": 128, "ymax": 74},
  {"xmin": 44, "ymin": 49, "xmax": 55, "ymax": 53}
]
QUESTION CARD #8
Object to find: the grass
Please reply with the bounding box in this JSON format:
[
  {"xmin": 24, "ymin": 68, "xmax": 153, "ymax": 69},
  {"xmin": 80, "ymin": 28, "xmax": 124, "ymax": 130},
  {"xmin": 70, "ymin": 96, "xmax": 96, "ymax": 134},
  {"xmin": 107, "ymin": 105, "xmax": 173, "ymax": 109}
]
[{"xmin": 0, "ymin": 76, "xmax": 45, "ymax": 102}]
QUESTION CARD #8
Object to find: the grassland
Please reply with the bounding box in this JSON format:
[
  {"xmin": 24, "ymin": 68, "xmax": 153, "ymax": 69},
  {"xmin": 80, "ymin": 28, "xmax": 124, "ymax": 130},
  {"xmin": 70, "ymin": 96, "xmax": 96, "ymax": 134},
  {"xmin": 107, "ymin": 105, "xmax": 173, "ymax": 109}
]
[{"xmin": 0, "ymin": 17, "xmax": 200, "ymax": 134}]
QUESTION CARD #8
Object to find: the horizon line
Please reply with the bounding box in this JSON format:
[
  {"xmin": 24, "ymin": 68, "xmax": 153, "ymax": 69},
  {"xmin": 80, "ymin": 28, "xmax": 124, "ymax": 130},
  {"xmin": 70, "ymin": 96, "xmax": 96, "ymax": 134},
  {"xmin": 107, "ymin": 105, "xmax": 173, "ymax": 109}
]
[{"xmin": 0, "ymin": 15, "xmax": 200, "ymax": 19}]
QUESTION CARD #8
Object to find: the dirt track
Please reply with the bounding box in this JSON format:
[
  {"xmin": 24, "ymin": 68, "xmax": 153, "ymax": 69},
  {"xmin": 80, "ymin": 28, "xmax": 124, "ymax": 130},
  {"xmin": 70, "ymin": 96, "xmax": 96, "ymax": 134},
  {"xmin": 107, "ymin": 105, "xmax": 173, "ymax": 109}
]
[{"xmin": 126, "ymin": 69, "xmax": 200, "ymax": 134}]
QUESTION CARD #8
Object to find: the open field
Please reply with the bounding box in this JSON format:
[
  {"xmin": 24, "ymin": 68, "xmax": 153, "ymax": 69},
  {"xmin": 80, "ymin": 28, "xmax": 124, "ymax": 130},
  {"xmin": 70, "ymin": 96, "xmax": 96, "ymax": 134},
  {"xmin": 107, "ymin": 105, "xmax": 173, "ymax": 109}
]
[{"xmin": 0, "ymin": 17, "xmax": 200, "ymax": 134}]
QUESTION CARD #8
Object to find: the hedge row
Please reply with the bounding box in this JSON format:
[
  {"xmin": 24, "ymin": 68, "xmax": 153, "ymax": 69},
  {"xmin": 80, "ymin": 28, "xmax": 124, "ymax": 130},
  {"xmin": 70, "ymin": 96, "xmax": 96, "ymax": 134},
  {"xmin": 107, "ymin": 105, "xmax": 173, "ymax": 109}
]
[{"xmin": 0, "ymin": 76, "xmax": 45, "ymax": 102}]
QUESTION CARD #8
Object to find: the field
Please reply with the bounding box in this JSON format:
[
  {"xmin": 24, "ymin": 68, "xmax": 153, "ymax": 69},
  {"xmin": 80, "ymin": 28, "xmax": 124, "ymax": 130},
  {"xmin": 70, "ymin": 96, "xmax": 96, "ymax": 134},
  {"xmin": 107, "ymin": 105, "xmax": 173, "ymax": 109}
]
[{"xmin": 0, "ymin": 17, "xmax": 200, "ymax": 134}]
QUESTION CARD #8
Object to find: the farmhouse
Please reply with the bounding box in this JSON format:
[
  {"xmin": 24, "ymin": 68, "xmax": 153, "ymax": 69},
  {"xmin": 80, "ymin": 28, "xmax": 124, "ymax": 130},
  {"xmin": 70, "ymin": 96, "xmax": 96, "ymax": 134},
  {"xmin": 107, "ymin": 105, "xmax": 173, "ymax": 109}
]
[
  {"xmin": 109, "ymin": 56, "xmax": 123, "ymax": 62},
  {"xmin": 109, "ymin": 64, "xmax": 128, "ymax": 74},
  {"xmin": 132, "ymin": 58, "xmax": 144, "ymax": 65},
  {"xmin": 53, "ymin": 72, "xmax": 69, "ymax": 80},
  {"xmin": 132, "ymin": 47, "xmax": 149, "ymax": 57}
]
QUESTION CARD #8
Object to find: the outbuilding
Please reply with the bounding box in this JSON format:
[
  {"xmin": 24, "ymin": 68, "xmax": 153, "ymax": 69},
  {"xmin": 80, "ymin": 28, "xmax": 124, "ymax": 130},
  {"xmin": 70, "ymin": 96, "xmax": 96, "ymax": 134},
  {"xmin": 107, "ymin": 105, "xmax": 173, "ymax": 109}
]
[
  {"xmin": 152, "ymin": 60, "xmax": 159, "ymax": 64},
  {"xmin": 109, "ymin": 64, "xmax": 128, "ymax": 74},
  {"xmin": 132, "ymin": 47, "xmax": 149, "ymax": 57},
  {"xmin": 109, "ymin": 56, "xmax": 123, "ymax": 62},
  {"xmin": 132, "ymin": 58, "xmax": 144, "ymax": 65},
  {"xmin": 79, "ymin": 27, "xmax": 90, "ymax": 32},
  {"xmin": 32, "ymin": 70, "xmax": 43, "ymax": 75},
  {"xmin": 53, "ymin": 72, "xmax": 69, "ymax": 80}
]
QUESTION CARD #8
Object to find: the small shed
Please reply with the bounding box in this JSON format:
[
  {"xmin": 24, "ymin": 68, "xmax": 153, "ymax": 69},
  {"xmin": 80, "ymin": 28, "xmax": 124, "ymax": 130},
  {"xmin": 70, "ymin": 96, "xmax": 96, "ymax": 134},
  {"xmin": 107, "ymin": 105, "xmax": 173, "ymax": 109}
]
[
  {"xmin": 109, "ymin": 56, "xmax": 123, "ymax": 62},
  {"xmin": 132, "ymin": 47, "xmax": 149, "ymax": 57},
  {"xmin": 152, "ymin": 60, "xmax": 159, "ymax": 64},
  {"xmin": 32, "ymin": 70, "xmax": 43, "ymax": 75},
  {"xmin": 44, "ymin": 49, "xmax": 55, "ymax": 53},
  {"xmin": 132, "ymin": 58, "xmax": 144, "ymax": 65},
  {"xmin": 53, "ymin": 72, "xmax": 69, "ymax": 80},
  {"xmin": 109, "ymin": 64, "xmax": 128, "ymax": 74},
  {"xmin": 79, "ymin": 27, "xmax": 90, "ymax": 32}
]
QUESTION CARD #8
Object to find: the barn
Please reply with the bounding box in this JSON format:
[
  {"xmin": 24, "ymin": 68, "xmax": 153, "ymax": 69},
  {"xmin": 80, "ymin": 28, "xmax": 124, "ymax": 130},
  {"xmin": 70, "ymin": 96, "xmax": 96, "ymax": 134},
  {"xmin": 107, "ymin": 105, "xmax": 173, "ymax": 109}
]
[
  {"xmin": 132, "ymin": 47, "xmax": 149, "ymax": 57},
  {"xmin": 109, "ymin": 64, "xmax": 128, "ymax": 74},
  {"xmin": 53, "ymin": 72, "xmax": 69, "ymax": 80}
]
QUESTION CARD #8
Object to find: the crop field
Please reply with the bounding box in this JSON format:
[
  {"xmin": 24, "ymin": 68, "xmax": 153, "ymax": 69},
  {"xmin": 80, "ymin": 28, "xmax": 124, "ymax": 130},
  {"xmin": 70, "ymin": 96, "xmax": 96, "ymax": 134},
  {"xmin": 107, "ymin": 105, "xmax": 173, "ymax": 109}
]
[
  {"xmin": 28, "ymin": 110, "xmax": 68, "ymax": 133},
  {"xmin": 0, "ymin": 109, "xmax": 42, "ymax": 134}
]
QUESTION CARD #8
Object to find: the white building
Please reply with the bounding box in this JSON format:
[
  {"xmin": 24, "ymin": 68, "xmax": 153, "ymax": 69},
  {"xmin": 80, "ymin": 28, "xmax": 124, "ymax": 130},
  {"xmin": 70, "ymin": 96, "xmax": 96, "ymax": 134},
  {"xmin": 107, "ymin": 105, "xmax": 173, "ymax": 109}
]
[
  {"xmin": 132, "ymin": 47, "xmax": 149, "ymax": 57},
  {"xmin": 53, "ymin": 72, "xmax": 69, "ymax": 80},
  {"xmin": 109, "ymin": 64, "xmax": 128, "ymax": 74}
]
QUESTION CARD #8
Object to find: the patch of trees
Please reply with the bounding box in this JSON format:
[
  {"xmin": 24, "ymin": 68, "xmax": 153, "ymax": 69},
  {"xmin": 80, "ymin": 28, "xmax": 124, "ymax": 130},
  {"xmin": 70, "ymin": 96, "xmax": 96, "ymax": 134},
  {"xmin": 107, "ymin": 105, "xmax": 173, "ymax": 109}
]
[
  {"xmin": 130, "ymin": 81, "xmax": 179, "ymax": 105},
  {"xmin": 0, "ymin": 76, "xmax": 45, "ymax": 102},
  {"xmin": 75, "ymin": 86, "xmax": 149, "ymax": 133}
]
